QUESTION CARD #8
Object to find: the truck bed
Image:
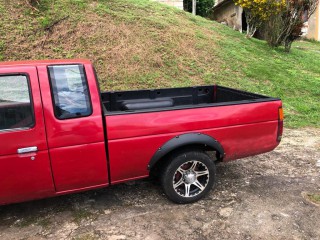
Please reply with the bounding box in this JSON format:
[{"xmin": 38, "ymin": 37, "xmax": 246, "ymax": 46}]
[{"xmin": 101, "ymin": 85, "xmax": 279, "ymax": 114}]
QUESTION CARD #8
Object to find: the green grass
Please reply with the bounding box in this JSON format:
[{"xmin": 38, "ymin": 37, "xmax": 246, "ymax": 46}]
[
  {"xmin": 72, "ymin": 208, "xmax": 96, "ymax": 224},
  {"xmin": 13, "ymin": 215, "xmax": 52, "ymax": 228},
  {"xmin": 307, "ymin": 193, "xmax": 320, "ymax": 204},
  {"xmin": 0, "ymin": 41, "xmax": 4, "ymax": 61},
  {"xmin": 72, "ymin": 234, "xmax": 97, "ymax": 240},
  {"xmin": 0, "ymin": 0, "xmax": 319, "ymax": 128},
  {"xmin": 213, "ymin": 29, "xmax": 320, "ymax": 128}
]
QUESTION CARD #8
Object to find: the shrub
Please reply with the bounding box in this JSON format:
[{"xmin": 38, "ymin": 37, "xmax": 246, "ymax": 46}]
[
  {"xmin": 264, "ymin": 0, "xmax": 319, "ymax": 52},
  {"xmin": 234, "ymin": 0, "xmax": 286, "ymax": 37}
]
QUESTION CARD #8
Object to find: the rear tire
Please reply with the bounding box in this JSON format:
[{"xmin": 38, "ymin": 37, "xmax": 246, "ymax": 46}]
[{"xmin": 161, "ymin": 150, "xmax": 216, "ymax": 204}]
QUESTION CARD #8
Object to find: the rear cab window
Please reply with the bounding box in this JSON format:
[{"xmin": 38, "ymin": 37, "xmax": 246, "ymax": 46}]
[
  {"xmin": 0, "ymin": 75, "xmax": 34, "ymax": 131},
  {"xmin": 48, "ymin": 65, "xmax": 92, "ymax": 120}
]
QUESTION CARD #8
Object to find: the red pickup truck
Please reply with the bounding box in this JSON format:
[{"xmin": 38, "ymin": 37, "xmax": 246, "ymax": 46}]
[{"xmin": 0, "ymin": 59, "xmax": 283, "ymax": 205}]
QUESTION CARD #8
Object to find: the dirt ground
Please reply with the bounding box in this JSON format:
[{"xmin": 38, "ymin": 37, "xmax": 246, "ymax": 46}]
[{"xmin": 0, "ymin": 128, "xmax": 319, "ymax": 240}]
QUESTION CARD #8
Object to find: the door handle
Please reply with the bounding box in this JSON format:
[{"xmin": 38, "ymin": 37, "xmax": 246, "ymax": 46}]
[{"xmin": 17, "ymin": 146, "xmax": 38, "ymax": 154}]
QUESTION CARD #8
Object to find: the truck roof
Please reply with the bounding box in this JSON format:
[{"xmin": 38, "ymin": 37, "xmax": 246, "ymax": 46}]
[{"xmin": 0, "ymin": 59, "xmax": 92, "ymax": 67}]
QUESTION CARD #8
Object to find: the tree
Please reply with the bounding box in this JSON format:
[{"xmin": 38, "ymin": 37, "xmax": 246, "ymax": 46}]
[
  {"xmin": 265, "ymin": 0, "xmax": 319, "ymax": 52},
  {"xmin": 234, "ymin": 0, "xmax": 286, "ymax": 37},
  {"xmin": 184, "ymin": 0, "xmax": 216, "ymax": 17},
  {"xmin": 192, "ymin": 0, "xmax": 197, "ymax": 15}
]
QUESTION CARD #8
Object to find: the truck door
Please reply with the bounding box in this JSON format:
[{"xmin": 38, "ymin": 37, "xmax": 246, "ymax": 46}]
[
  {"xmin": 0, "ymin": 66, "xmax": 55, "ymax": 204},
  {"xmin": 37, "ymin": 64, "xmax": 109, "ymax": 192}
]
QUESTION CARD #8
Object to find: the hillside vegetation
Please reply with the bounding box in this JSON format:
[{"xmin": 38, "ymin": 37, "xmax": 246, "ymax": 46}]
[{"xmin": 0, "ymin": 0, "xmax": 319, "ymax": 127}]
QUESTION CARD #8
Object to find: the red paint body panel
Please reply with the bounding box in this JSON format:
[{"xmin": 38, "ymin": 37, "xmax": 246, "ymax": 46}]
[
  {"xmin": 37, "ymin": 64, "xmax": 105, "ymax": 148},
  {"xmin": 0, "ymin": 66, "xmax": 55, "ymax": 205},
  {"xmin": 0, "ymin": 59, "xmax": 92, "ymax": 67},
  {"xmin": 0, "ymin": 151, "xmax": 55, "ymax": 205},
  {"xmin": 0, "ymin": 66, "xmax": 48, "ymax": 156},
  {"xmin": 0, "ymin": 59, "xmax": 283, "ymax": 205},
  {"xmin": 49, "ymin": 142, "xmax": 108, "ymax": 192},
  {"xmin": 106, "ymin": 103, "xmax": 281, "ymax": 183},
  {"xmin": 106, "ymin": 102, "xmax": 280, "ymax": 140},
  {"xmin": 37, "ymin": 64, "xmax": 109, "ymax": 191}
]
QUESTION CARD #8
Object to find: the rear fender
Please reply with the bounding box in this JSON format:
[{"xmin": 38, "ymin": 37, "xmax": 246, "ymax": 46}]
[{"xmin": 148, "ymin": 133, "xmax": 224, "ymax": 170}]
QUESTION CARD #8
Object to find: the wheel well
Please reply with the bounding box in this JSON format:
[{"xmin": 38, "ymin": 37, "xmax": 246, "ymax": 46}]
[{"xmin": 149, "ymin": 144, "xmax": 221, "ymax": 178}]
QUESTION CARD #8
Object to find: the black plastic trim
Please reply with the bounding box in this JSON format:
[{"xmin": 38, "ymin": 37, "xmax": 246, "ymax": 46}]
[
  {"xmin": 105, "ymin": 98, "xmax": 280, "ymax": 116},
  {"xmin": 148, "ymin": 133, "xmax": 225, "ymax": 170},
  {"xmin": 102, "ymin": 85, "xmax": 281, "ymax": 116},
  {"xmin": 93, "ymin": 67, "xmax": 112, "ymax": 185}
]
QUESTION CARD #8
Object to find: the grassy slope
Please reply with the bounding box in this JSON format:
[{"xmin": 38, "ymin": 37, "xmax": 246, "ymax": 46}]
[{"xmin": 0, "ymin": 0, "xmax": 319, "ymax": 128}]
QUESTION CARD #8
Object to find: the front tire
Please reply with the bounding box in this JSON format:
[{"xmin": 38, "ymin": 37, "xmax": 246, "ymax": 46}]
[{"xmin": 161, "ymin": 150, "xmax": 216, "ymax": 204}]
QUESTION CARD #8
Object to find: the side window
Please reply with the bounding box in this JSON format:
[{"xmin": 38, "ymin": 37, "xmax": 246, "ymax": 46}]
[
  {"xmin": 0, "ymin": 75, "xmax": 34, "ymax": 131},
  {"xmin": 48, "ymin": 65, "xmax": 92, "ymax": 120}
]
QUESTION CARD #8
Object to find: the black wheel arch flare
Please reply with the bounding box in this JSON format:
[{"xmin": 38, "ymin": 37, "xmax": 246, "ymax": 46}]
[{"xmin": 148, "ymin": 133, "xmax": 225, "ymax": 170}]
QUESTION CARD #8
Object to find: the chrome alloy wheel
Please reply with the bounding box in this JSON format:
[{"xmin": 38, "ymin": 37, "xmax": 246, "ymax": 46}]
[{"xmin": 172, "ymin": 160, "xmax": 209, "ymax": 198}]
